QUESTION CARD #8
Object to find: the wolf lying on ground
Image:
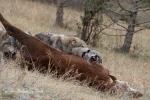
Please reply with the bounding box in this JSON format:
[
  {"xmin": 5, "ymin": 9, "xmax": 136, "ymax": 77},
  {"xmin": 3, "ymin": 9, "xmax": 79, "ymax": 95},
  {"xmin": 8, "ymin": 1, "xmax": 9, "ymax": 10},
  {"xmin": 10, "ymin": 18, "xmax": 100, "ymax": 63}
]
[
  {"xmin": 35, "ymin": 32, "xmax": 102, "ymax": 64},
  {"xmin": 0, "ymin": 30, "xmax": 102, "ymax": 64}
]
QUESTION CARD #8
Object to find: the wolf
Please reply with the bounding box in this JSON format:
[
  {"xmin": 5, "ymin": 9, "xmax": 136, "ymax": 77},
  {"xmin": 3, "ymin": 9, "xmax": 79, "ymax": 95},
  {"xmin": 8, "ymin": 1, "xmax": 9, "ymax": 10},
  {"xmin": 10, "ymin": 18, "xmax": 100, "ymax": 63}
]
[
  {"xmin": 72, "ymin": 47, "xmax": 102, "ymax": 63},
  {"xmin": 0, "ymin": 27, "xmax": 30, "ymax": 60},
  {"xmin": 0, "ymin": 27, "xmax": 18, "ymax": 59},
  {"xmin": 35, "ymin": 32, "xmax": 87, "ymax": 52},
  {"xmin": 35, "ymin": 32, "xmax": 102, "ymax": 64}
]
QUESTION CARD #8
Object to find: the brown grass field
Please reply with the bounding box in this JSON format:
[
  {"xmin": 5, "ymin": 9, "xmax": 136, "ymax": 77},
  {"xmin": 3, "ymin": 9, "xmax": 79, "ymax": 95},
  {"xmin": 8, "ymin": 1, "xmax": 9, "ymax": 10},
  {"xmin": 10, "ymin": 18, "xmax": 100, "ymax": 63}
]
[{"xmin": 0, "ymin": 0, "xmax": 150, "ymax": 100}]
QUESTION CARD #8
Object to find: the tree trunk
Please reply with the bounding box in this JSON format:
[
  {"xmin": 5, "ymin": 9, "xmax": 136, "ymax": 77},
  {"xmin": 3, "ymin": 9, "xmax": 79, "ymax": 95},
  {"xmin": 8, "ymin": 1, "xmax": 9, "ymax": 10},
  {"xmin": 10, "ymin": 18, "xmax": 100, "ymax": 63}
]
[
  {"xmin": 92, "ymin": 13, "xmax": 103, "ymax": 47},
  {"xmin": 81, "ymin": 10, "xmax": 92, "ymax": 42},
  {"xmin": 55, "ymin": 1, "xmax": 64, "ymax": 27},
  {"xmin": 80, "ymin": 0, "xmax": 105, "ymax": 44},
  {"xmin": 121, "ymin": 14, "xmax": 138, "ymax": 53},
  {"xmin": 121, "ymin": 0, "xmax": 138, "ymax": 53}
]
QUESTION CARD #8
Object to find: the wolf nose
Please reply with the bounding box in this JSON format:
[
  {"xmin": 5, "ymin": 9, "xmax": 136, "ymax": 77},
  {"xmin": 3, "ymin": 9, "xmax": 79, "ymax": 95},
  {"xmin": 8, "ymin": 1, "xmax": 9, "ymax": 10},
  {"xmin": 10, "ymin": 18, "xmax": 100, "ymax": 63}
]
[
  {"xmin": 3, "ymin": 51, "xmax": 17, "ymax": 59},
  {"xmin": 11, "ymin": 51, "xmax": 17, "ymax": 59},
  {"xmin": 90, "ymin": 56, "xmax": 97, "ymax": 62},
  {"xmin": 12, "ymin": 51, "xmax": 16, "ymax": 55}
]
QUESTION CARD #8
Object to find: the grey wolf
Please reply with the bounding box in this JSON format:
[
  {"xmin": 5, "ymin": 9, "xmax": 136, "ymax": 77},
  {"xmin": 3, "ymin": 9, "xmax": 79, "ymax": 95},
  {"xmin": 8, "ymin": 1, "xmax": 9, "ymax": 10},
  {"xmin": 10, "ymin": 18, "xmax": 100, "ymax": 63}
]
[
  {"xmin": 0, "ymin": 27, "xmax": 17, "ymax": 59},
  {"xmin": 35, "ymin": 32, "xmax": 102, "ymax": 64}
]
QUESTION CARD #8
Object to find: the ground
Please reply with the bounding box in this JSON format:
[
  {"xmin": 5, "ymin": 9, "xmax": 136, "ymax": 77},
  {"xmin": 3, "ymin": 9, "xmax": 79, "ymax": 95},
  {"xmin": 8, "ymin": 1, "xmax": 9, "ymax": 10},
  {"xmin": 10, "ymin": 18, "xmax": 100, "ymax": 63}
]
[{"xmin": 0, "ymin": 0, "xmax": 150, "ymax": 100}]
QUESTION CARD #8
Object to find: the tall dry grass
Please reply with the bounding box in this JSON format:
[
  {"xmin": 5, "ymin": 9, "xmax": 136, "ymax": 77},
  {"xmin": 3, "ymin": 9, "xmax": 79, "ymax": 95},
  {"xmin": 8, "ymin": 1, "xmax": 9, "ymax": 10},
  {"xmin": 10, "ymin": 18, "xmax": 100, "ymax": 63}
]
[
  {"xmin": 0, "ymin": 60, "xmax": 122, "ymax": 100},
  {"xmin": 0, "ymin": 0, "xmax": 150, "ymax": 99}
]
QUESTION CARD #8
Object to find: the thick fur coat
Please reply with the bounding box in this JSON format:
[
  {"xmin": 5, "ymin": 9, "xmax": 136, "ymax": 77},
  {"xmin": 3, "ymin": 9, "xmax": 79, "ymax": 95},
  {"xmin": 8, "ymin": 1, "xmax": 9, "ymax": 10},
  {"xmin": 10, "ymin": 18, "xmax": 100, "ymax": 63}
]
[{"xmin": 35, "ymin": 32, "xmax": 102, "ymax": 64}]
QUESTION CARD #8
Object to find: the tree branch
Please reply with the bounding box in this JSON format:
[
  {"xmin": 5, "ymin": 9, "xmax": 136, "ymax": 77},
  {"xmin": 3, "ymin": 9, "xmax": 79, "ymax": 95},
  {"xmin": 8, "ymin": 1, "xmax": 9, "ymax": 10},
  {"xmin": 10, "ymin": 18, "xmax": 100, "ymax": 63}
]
[
  {"xmin": 104, "ymin": 9, "xmax": 129, "ymax": 16},
  {"xmin": 138, "ymin": 8, "xmax": 150, "ymax": 12},
  {"xmin": 109, "ymin": 27, "xmax": 126, "ymax": 31},
  {"xmin": 136, "ymin": 20, "xmax": 150, "ymax": 26},
  {"xmin": 101, "ymin": 32, "xmax": 126, "ymax": 36},
  {"xmin": 107, "ymin": 14, "xmax": 128, "ymax": 30},
  {"xmin": 116, "ymin": 0, "xmax": 132, "ymax": 13},
  {"xmin": 134, "ymin": 27, "xmax": 146, "ymax": 33},
  {"xmin": 100, "ymin": 23, "xmax": 115, "ymax": 32}
]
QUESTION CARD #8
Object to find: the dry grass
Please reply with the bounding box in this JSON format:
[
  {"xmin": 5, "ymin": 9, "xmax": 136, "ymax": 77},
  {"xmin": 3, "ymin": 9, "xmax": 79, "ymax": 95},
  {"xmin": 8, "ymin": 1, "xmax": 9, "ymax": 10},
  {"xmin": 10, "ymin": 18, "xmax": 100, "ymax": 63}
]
[
  {"xmin": 0, "ymin": 61, "xmax": 120, "ymax": 100},
  {"xmin": 0, "ymin": 0, "xmax": 81, "ymax": 34},
  {"xmin": 0, "ymin": 0, "xmax": 150, "ymax": 100}
]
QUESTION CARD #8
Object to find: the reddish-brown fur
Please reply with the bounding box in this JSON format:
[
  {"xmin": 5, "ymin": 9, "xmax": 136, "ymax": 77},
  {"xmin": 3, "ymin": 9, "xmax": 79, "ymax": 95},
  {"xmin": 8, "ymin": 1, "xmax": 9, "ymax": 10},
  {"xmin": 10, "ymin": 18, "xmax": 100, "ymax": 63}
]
[{"xmin": 0, "ymin": 13, "xmax": 116, "ymax": 91}]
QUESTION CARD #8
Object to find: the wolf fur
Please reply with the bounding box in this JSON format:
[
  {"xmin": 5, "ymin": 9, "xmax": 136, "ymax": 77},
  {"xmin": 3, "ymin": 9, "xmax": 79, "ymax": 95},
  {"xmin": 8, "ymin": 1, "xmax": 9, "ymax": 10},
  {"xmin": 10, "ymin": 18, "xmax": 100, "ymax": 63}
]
[
  {"xmin": 35, "ymin": 32, "xmax": 87, "ymax": 52},
  {"xmin": 0, "ymin": 27, "xmax": 17, "ymax": 59},
  {"xmin": 35, "ymin": 32, "xmax": 102, "ymax": 64},
  {"xmin": 72, "ymin": 47, "xmax": 102, "ymax": 63},
  {"xmin": 0, "ymin": 27, "xmax": 31, "ymax": 59}
]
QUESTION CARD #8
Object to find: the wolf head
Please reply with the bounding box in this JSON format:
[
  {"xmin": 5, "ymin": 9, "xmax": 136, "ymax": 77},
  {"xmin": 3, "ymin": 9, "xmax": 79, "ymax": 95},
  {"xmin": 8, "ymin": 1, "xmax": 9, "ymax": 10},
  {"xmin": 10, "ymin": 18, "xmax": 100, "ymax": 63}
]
[
  {"xmin": 0, "ymin": 26, "xmax": 18, "ymax": 59},
  {"xmin": 82, "ymin": 49, "xmax": 102, "ymax": 64},
  {"xmin": 1, "ymin": 36, "xmax": 18, "ymax": 59}
]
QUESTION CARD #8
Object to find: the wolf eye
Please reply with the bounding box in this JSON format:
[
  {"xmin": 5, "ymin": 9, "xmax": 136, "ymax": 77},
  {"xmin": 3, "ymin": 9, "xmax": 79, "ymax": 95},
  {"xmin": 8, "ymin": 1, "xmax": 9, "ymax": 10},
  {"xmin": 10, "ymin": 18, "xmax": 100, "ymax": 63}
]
[{"xmin": 4, "ymin": 52, "xmax": 10, "ymax": 58}]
